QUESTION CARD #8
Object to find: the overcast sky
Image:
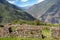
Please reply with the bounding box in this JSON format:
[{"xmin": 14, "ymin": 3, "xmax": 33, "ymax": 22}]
[{"xmin": 7, "ymin": 0, "xmax": 44, "ymax": 7}]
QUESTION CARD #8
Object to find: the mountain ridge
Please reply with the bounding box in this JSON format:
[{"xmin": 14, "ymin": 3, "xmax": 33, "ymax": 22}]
[
  {"xmin": 0, "ymin": 0, "xmax": 35, "ymax": 24},
  {"xmin": 27, "ymin": 0, "xmax": 60, "ymax": 23}
]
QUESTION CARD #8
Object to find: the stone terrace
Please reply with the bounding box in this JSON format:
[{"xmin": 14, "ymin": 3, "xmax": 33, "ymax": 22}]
[
  {"xmin": 0, "ymin": 24, "xmax": 43, "ymax": 38},
  {"xmin": 50, "ymin": 27, "xmax": 60, "ymax": 39}
]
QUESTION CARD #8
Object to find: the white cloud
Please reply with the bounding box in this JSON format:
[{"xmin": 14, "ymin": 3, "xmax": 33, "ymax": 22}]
[
  {"xmin": 19, "ymin": 4, "xmax": 34, "ymax": 7},
  {"xmin": 7, "ymin": 0, "xmax": 18, "ymax": 4},
  {"xmin": 8, "ymin": 1, "xmax": 15, "ymax": 4},
  {"xmin": 37, "ymin": 0, "xmax": 44, "ymax": 3},
  {"xmin": 21, "ymin": 0, "xmax": 28, "ymax": 2},
  {"xmin": 7, "ymin": 0, "xmax": 28, "ymax": 3}
]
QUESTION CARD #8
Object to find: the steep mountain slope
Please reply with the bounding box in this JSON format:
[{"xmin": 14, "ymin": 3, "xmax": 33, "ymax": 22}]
[
  {"xmin": 40, "ymin": 0, "xmax": 60, "ymax": 23},
  {"xmin": 0, "ymin": 0, "xmax": 35, "ymax": 24},
  {"xmin": 27, "ymin": 0, "xmax": 60, "ymax": 23}
]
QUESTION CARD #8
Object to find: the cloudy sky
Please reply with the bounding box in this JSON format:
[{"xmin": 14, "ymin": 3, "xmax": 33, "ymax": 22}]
[{"xmin": 7, "ymin": 0, "xmax": 44, "ymax": 7}]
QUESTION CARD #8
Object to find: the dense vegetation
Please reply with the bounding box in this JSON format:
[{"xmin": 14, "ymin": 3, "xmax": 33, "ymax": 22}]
[{"xmin": 12, "ymin": 19, "xmax": 60, "ymax": 27}]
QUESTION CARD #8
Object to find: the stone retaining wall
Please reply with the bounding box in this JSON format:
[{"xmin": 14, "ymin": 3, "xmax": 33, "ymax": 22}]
[
  {"xmin": 50, "ymin": 27, "xmax": 60, "ymax": 39},
  {"xmin": 0, "ymin": 24, "xmax": 43, "ymax": 38},
  {"xmin": 0, "ymin": 24, "xmax": 60, "ymax": 38}
]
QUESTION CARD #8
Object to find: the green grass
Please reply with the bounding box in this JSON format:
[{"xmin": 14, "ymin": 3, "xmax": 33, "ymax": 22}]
[
  {"xmin": 41, "ymin": 27, "xmax": 60, "ymax": 40},
  {"xmin": 11, "ymin": 27, "xmax": 16, "ymax": 31},
  {"xmin": 0, "ymin": 37, "xmax": 42, "ymax": 40},
  {"xmin": 42, "ymin": 27, "xmax": 50, "ymax": 37},
  {"xmin": 0, "ymin": 37, "xmax": 60, "ymax": 40},
  {"xmin": 12, "ymin": 19, "xmax": 60, "ymax": 27}
]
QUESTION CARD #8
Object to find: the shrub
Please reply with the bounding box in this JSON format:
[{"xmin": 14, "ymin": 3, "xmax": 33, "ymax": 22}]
[{"xmin": 0, "ymin": 25, "xmax": 4, "ymax": 27}]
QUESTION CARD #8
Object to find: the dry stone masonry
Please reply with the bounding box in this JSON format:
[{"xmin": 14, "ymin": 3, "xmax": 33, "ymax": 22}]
[
  {"xmin": 50, "ymin": 27, "xmax": 60, "ymax": 39},
  {"xmin": 0, "ymin": 24, "xmax": 60, "ymax": 38},
  {"xmin": 0, "ymin": 24, "xmax": 43, "ymax": 38},
  {"xmin": 16, "ymin": 25, "xmax": 42, "ymax": 38}
]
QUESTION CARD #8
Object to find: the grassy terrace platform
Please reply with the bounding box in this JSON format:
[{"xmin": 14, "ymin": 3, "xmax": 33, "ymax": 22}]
[
  {"xmin": 0, "ymin": 37, "xmax": 60, "ymax": 40},
  {"xmin": 0, "ymin": 37, "xmax": 42, "ymax": 40}
]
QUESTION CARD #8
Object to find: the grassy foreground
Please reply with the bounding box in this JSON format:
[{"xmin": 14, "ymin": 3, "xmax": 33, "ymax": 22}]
[
  {"xmin": 0, "ymin": 37, "xmax": 42, "ymax": 40},
  {"xmin": 0, "ymin": 37, "xmax": 60, "ymax": 40}
]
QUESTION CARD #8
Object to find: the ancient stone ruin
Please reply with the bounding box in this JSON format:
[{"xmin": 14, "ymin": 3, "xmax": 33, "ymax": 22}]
[
  {"xmin": 16, "ymin": 25, "xmax": 43, "ymax": 38},
  {"xmin": 50, "ymin": 27, "xmax": 60, "ymax": 39},
  {"xmin": 1, "ymin": 24, "xmax": 60, "ymax": 38},
  {"xmin": 0, "ymin": 24, "xmax": 43, "ymax": 38}
]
